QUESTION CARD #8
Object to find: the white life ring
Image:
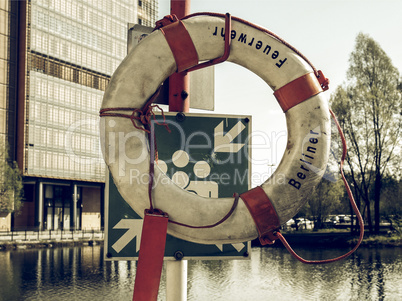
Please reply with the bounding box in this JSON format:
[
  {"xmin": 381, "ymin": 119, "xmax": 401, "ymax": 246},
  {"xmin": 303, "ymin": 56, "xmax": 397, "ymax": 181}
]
[{"xmin": 100, "ymin": 14, "xmax": 330, "ymax": 245}]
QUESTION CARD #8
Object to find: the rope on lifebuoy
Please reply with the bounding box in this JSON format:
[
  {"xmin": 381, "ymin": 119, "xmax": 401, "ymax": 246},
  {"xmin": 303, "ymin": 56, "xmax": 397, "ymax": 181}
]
[{"xmin": 274, "ymin": 109, "xmax": 364, "ymax": 264}]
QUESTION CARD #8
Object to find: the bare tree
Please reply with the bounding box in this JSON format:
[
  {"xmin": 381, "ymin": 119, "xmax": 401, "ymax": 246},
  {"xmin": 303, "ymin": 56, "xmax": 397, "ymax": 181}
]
[
  {"xmin": 330, "ymin": 33, "xmax": 402, "ymax": 234},
  {"xmin": 307, "ymin": 176, "xmax": 343, "ymax": 229}
]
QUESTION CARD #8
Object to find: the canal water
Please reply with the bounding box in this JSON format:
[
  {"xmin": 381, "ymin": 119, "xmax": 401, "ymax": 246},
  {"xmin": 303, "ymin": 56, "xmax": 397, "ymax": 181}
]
[{"xmin": 0, "ymin": 245, "xmax": 401, "ymax": 301}]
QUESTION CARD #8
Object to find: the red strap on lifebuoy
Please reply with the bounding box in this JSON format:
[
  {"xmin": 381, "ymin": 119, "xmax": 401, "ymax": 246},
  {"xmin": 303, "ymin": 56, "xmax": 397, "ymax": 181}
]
[
  {"xmin": 157, "ymin": 13, "xmax": 233, "ymax": 74},
  {"xmin": 159, "ymin": 19, "xmax": 199, "ymax": 73},
  {"xmin": 240, "ymin": 186, "xmax": 281, "ymax": 245},
  {"xmin": 274, "ymin": 72, "xmax": 324, "ymax": 112},
  {"xmin": 133, "ymin": 209, "xmax": 169, "ymax": 301}
]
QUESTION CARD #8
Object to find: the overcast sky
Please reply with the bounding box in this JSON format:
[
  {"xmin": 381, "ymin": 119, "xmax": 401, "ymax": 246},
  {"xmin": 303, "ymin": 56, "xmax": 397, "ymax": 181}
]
[{"xmin": 158, "ymin": 0, "xmax": 402, "ymax": 184}]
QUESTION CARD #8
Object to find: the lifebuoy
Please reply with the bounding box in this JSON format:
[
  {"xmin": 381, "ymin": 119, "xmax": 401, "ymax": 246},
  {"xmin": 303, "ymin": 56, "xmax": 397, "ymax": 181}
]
[{"xmin": 100, "ymin": 14, "xmax": 331, "ymax": 245}]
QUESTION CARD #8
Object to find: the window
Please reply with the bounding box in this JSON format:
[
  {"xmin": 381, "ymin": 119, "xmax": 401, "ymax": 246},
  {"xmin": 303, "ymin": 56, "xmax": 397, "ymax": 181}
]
[{"xmin": 28, "ymin": 53, "xmax": 110, "ymax": 91}]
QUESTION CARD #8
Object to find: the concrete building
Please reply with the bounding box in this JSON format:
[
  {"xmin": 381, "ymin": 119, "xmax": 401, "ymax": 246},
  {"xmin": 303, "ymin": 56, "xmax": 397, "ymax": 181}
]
[{"xmin": 0, "ymin": 0, "xmax": 158, "ymax": 231}]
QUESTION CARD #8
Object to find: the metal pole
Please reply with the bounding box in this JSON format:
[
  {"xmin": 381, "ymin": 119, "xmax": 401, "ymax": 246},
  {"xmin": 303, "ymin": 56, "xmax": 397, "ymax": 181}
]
[
  {"xmin": 166, "ymin": 1, "xmax": 191, "ymax": 300},
  {"xmin": 168, "ymin": 0, "xmax": 191, "ymax": 112},
  {"xmin": 38, "ymin": 182, "xmax": 44, "ymax": 231},
  {"xmin": 73, "ymin": 184, "xmax": 78, "ymax": 231},
  {"xmin": 166, "ymin": 260, "xmax": 188, "ymax": 300}
]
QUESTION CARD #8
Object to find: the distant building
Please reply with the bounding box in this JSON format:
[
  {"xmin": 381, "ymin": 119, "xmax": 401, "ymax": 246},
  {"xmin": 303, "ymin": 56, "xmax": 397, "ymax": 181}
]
[{"xmin": 0, "ymin": 0, "xmax": 158, "ymax": 231}]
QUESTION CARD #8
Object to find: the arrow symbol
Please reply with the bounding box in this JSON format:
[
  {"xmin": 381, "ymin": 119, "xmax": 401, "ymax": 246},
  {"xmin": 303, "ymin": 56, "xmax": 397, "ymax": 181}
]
[
  {"xmin": 215, "ymin": 243, "xmax": 246, "ymax": 252},
  {"xmin": 232, "ymin": 243, "xmax": 246, "ymax": 252},
  {"xmin": 112, "ymin": 219, "xmax": 143, "ymax": 253},
  {"xmin": 214, "ymin": 121, "xmax": 246, "ymax": 153}
]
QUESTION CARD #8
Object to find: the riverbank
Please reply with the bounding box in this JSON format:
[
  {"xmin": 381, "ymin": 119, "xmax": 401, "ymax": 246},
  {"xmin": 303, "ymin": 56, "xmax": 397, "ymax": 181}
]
[
  {"xmin": 252, "ymin": 231, "xmax": 402, "ymax": 248},
  {"xmin": 0, "ymin": 238, "xmax": 103, "ymax": 251},
  {"xmin": 1, "ymin": 230, "xmax": 401, "ymax": 251},
  {"xmin": 0, "ymin": 229, "xmax": 104, "ymax": 251}
]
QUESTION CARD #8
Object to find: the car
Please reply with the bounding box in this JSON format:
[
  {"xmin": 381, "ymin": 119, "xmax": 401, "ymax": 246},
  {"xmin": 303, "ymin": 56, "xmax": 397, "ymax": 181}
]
[
  {"xmin": 297, "ymin": 218, "xmax": 314, "ymax": 229},
  {"xmin": 323, "ymin": 215, "xmax": 339, "ymax": 228},
  {"xmin": 285, "ymin": 218, "xmax": 314, "ymax": 230},
  {"xmin": 337, "ymin": 215, "xmax": 352, "ymax": 224}
]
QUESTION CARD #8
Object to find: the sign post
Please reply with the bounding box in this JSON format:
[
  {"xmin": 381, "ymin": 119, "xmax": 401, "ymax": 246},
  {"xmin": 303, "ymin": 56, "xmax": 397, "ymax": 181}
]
[{"xmin": 167, "ymin": 1, "xmax": 191, "ymax": 299}]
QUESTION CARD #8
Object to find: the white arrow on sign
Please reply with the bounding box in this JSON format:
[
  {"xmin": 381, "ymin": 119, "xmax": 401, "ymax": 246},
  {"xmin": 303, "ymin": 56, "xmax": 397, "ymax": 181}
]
[
  {"xmin": 215, "ymin": 243, "xmax": 245, "ymax": 253},
  {"xmin": 214, "ymin": 121, "xmax": 246, "ymax": 153},
  {"xmin": 112, "ymin": 219, "xmax": 143, "ymax": 253},
  {"xmin": 232, "ymin": 243, "xmax": 246, "ymax": 252}
]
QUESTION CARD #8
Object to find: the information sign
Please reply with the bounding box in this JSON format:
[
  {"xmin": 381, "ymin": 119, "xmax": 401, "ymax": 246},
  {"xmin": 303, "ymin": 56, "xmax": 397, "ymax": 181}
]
[{"xmin": 105, "ymin": 113, "xmax": 252, "ymax": 260}]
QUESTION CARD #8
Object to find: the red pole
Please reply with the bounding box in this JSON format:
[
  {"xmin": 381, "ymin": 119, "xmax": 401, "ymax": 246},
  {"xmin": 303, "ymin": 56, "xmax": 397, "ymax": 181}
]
[
  {"xmin": 166, "ymin": 4, "xmax": 190, "ymax": 301},
  {"xmin": 168, "ymin": 0, "xmax": 191, "ymax": 113}
]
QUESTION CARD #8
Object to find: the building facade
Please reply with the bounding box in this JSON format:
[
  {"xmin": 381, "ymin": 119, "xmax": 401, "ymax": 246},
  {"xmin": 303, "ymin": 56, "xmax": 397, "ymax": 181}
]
[
  {"xmin": 1, "ymin": 0, "xmax": 158, "ymax": 231},
  {"xmin": 0, "ymin": 0, "xmax": 19, "ymax": 230}
]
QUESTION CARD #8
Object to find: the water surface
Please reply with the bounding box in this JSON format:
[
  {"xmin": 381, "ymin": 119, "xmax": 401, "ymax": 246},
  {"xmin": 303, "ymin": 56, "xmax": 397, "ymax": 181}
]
[{"xmin": 0, "ymin": 245, "xmax": 401, "ymax": 300}]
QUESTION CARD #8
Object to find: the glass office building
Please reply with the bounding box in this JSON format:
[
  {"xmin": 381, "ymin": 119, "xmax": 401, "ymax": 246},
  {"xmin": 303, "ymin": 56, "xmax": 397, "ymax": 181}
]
[
  {"xmin": 3, "ymin": 0, "xmax": 158, "ymax": 231},
  {"xmin": 0, "ymin": 1, "xmax": 19, "ymax": 230}
]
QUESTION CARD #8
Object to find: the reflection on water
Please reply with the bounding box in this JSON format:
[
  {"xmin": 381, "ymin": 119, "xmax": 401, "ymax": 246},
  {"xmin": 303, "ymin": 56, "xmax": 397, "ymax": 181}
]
[
  {"xmin": 189, "ymin": 247, "xmax": 402, "ymax": 301},
  {"xmin": 0, "ymin": 245, "xmax": 401, "ymax": 301}
]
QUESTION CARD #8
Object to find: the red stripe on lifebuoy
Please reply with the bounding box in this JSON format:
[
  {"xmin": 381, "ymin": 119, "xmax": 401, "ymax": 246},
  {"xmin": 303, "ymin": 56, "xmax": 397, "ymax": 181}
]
[
  {"xmin": 240, "ymin": 186, "xmax": 280, "ymax": 245},
  {"xmin": 274, "ymin": 72, "xmax": 323, "ymax": 112},
  {"xmin": 160, "ymin": 20, "xmax": 199, "ymax": 73}
]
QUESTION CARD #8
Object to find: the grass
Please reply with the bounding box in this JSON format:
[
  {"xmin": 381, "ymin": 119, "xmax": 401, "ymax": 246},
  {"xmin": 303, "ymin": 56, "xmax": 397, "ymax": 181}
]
[
  {"xmin": 349, "ymin": 233, "xmax": 402, "ymax": 247},
  {"xmin": 281, "ymin": 228, "xmax": 350, "ymax": 234},
  {"xmin": 282, "ymin": 228, "xmax": 402, "ymax": 247}
]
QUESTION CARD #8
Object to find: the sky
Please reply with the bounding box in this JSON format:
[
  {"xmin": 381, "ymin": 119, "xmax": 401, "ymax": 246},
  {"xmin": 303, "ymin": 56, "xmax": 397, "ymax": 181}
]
[{"xmin": 157, "ymin": 0, "xmax": 402, "ymax": 184}]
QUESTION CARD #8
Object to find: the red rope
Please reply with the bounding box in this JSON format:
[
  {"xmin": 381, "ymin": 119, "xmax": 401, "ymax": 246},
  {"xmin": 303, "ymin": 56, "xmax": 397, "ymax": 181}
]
[
  {"xmin": 99, "ymin": 104, "xmax": 170, "ymax": 134},
  {"xmin": 180, "ymin": 12, "xmax": 321, "ymax": 80},
  {"xmin": 272, "ymin": 109, "xmax": 364, "ymax": 264},
  {"xmin": 100, "ymin": 88, "xmax": 170, "ymax": 211},
  {"xmin": 169, "ymin": 193, "xmax": 239, "ymax": 229},
  {"xmin": 186, "ymin": 13, "xmax": 232, "ymax": 73},
  {"xmin": 100, "ymin": 87, "xmax": 170, "ymax": 133}
]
